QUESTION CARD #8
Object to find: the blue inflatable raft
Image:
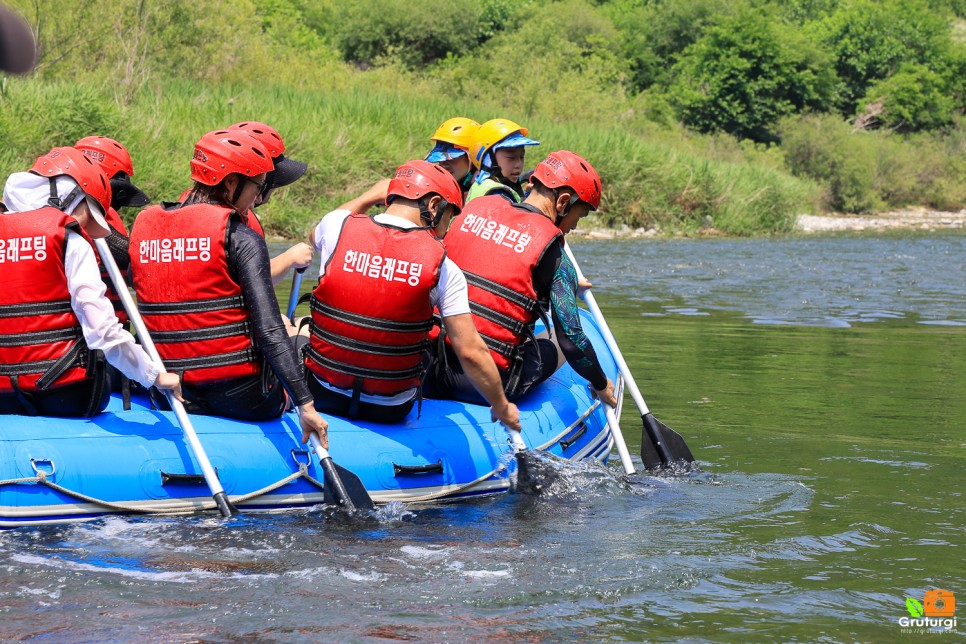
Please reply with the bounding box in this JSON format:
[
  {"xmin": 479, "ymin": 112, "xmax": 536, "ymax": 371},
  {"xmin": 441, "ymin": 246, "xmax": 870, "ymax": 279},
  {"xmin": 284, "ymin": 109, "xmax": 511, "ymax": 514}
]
[{"xmin": 0, "ymin": 311, "xmax": 623, "ymax": 527}]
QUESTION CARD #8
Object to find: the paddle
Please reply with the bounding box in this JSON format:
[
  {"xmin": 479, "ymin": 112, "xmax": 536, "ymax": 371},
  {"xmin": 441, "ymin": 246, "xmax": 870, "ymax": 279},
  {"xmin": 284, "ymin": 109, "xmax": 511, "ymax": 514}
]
[
  {"xmin": 306, "ymin": 432, "xmax": 375, "ymax": 511},
  {"xmin": 284, "ymin": 266, "xmax": 373, "ymax": 511},
  {"xmin": 94, "ymin": 238, "xmax": 238, "ymax": 517},
  {"xmin": 286, "ymin": 266, "xmax": 306, "ymax": 322},
  {"xmin": 505, "ymin": 426, "xmax": 542, "ymax": 494},
  {"xmin": 562, "ymin": 242, "xmax": 697, "ymax": 471},
  {"xmin": 603, "ymin": 402, "xmax": 636, "ymax": 475}
]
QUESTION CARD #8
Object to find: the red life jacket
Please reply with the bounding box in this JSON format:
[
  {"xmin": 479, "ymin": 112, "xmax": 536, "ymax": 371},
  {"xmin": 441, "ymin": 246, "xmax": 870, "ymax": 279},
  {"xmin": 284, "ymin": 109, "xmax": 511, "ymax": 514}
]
[
  {"xmin": 246, "ymin": 210, "xmax": 265, "ymax": 238},
  {"xmin": 105, "ymin": 207, "xmax": 128, "ymax": 235},
  {"xmin": 0, "ymin": 208, "xmax": 94, "ymax": 393},
  {"xmin": 129, "ymin": 203, "xmax": 260, "ymax": 385},
  {"xmin": 304, "ymin": 214, "xmax": 445, "ymax": 396},
  {"xmin": 98, "ymin": 207, "xmax": 131, "ymax": 324},
  {"xmin": 442, "ymin": 196, "xmax": 562, "ymax": 371}
]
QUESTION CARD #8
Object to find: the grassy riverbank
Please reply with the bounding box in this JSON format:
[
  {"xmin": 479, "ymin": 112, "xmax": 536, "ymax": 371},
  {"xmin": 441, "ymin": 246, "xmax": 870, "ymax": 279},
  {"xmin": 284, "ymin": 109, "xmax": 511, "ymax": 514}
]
[
  {"xmin": 7, "ymin": 0, "xmax": 966, "ymax": 238},
  {"xmin": 0, "ymin": 77, "xmax": 817, "ymax": 239}
]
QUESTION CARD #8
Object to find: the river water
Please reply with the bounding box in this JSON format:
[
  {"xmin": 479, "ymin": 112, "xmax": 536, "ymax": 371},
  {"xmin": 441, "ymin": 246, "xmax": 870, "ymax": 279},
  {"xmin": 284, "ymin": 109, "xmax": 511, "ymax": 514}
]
[{"xmin": 1, "ymin": 234, "xmax": 963, "ymax": 642}]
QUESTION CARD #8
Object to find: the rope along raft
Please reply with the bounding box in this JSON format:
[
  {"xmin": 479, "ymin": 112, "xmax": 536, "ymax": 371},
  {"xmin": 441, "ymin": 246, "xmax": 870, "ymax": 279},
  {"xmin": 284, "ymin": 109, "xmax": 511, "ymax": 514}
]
[{"xmin": 0, "ymin": 462, "xmax": 329, "ymax": 515}]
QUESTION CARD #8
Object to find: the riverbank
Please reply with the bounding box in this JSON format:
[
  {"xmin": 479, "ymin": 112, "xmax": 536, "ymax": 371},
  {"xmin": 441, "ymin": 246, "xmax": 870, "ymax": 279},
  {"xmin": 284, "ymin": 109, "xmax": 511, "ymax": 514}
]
[
  {"xmin": 567, "ymin": 207, "xmax": 966, "ymax": 239},
  {"xmin": 795, "ymin": 207, "xmax": 966, "ymax": 232}
]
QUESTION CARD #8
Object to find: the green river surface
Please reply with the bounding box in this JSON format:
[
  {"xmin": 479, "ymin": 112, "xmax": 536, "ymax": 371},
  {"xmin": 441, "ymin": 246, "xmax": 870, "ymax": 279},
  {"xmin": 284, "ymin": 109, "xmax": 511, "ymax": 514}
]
[{"xmin": 0, "ymin": 233, "xmax": 962, "ymax": 643}]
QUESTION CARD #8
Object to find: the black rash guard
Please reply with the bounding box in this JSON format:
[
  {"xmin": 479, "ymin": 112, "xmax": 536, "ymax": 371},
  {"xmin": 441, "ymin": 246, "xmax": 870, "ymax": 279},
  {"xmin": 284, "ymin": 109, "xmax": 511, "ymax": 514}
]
[
  {"xmin": 226, "ymin": 219, "xmax": 313, "ymax": 406},
  {"xmin": 518, "ymin": 203, "xmax": 608, "ymax": 391}
]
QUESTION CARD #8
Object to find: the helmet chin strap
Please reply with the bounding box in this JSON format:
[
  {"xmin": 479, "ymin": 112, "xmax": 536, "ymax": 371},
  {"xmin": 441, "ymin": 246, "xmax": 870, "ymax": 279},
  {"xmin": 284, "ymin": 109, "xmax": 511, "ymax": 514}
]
[
  {"xmin": 46, "ymin": 177, "xmax": 83, "ymax": 213},
  {"xmin": 418, "ymin": 197, "xmax": 450, "ymax": 229},
  {"xmin": 552, "ymin": 188, "xmax": 580, "ymax": 225}
]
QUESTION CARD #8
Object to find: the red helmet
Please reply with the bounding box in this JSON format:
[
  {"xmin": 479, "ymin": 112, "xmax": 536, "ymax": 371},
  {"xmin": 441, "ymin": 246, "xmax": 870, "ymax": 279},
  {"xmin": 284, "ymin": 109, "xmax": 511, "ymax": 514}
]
[
  {"xmin": 189, "ymin": 130, "xmax": 274, "ymax": 186},
  {"xmin": 227, "ymin": 121, "xmax": 285, "ymax": 158},
  {"xmin": 530, "ymin": 150, "xmax": 602, "ymax": 210},
  {"xmin": 387, "ymin": 160, "xmax": 464, "ymax": 213},
  {"xmin": 75, "ymin": 136, "xmax": 135, "ymax": 177},
  {"xmin": 30, "ymin": 146, "xmax": 112, "ymax": 215}
]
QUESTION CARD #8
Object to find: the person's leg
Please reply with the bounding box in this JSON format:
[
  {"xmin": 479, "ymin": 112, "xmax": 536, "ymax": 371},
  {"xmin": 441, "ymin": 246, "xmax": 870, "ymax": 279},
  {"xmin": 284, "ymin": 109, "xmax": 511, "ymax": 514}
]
[
  {"xmin": 306, "ymin": 376, "xmax": 353, "ymax": 417},
  {"xmin": 536, "ymin": 328, "xmax": 566, "ymax": 371},
  {"xmin": 0, "ymin": 393, "xmax": 25, "ymax": 414},
  {"xmin": 307, "ymin": 374, "xmax": 416, "ymax": 423},
  {"xmin": 506, "ymin": 338, "xmax": 559, "ymax": 401},
  {"xmin": 196, "ymin": 373, "xmax": 287, "ymax": 422},
  {"xmin": 359, "ymin": 397, "xmax": 415, "ymax": 424},
  {"xmin": 422, "ymin": 342, "xmax": 488, "ymax": 405},
  {"xmin": 33, "ymin": 376, "xmax": 110, "ymax": 417}
]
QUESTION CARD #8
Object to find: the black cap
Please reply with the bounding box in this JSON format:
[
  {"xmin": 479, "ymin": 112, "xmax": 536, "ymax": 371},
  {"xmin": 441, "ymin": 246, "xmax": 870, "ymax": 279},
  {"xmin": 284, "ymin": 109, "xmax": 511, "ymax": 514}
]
[
  {"xmin": 110, "ymin": 174, "xmax": 151, "ymax": 209},
  {"xmin": 268, "ymin": 153, "xmax": 307, "ymax": 189},
  {"xmin": 0, "ymin": 6, "xmax": 36, "ymax": 74}
]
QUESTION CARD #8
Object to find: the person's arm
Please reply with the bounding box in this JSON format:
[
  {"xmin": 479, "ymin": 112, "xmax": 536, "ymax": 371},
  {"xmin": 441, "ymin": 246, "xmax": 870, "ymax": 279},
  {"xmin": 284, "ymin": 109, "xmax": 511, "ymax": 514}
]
[
  {"xmin": 64, "ymin": 232, "xmax": 181, "ymax": 397},
  {"xmin": 228, "ymin": 222, "xmax": 312, "ymax": 403},
  {"xmin": 550, "ymin": 253, "xmax": 616, "ymax": 407},
  {"xmin": 336, "ymin": 178, "xmax": 390, "ymax": 214},
  {"xmin": 434, "ymin": 258, "xmax": 519, "ymax": 428},
  {"xmin": 443, "ymin": 313, "xmax": 520, "ymax": 431},
  {"xmin": 105, "ymin": 225, "xmax": 131, "ymax": 271},
  {"xmin": 228, "ymin": 222, "xmax": 329, "ymax": 444},
  {"xmin": 269, "ymin": 242, "xmax": 313, "ymax": 285}
]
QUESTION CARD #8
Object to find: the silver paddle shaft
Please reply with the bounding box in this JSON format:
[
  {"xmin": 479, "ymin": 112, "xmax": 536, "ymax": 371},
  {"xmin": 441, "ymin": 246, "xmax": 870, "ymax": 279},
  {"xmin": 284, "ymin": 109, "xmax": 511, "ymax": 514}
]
[
  {"xmin": 562, "ymin": 242, "xmax": 637, "ymax": 474},
  {"xmin": 94, "ymin": 238, "xmax": 230, "ymax": 507}
]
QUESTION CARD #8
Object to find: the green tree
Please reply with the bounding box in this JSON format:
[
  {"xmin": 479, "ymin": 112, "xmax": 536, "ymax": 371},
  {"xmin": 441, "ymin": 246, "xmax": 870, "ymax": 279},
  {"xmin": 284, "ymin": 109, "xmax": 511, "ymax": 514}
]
[
  {"xmin": 436, "ymin": 0, "xmax": 630, "ymax": 122},
  {"xmin": 812, "ymin": 0, "xmax": 955, "ymax": 114},
  {"xmin": 331, "ymin": 0, "xmax": 485, "ymax": 69},
  {"xmin": 607, "ymin": 0, "xmax": 741, "ymax": 92},
  {"xmin": 668, "ymin": 8, "xmax": 836, "ymax": 142},
  {"xmin": 857, "ymin": 64, "xmax": 954, "ymax": 131}
]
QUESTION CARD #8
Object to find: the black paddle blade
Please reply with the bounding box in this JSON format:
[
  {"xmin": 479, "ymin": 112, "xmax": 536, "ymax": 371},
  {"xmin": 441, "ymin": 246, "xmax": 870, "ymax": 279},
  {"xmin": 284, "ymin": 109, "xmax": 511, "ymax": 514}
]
[
  {"xmin": 320, "ymin": 457, "xmax": 375, "ymax": 511},
  {"xmin": 513, "ymin": 451, "xmax": 543, "ymax": 495},
  {"xmin": 641, "ymin": 413, "xmax": 698, "ymax": 472},
  {"xmin": 639, "ymin": 416, "xmax": 664, "ymax": 471},
  {"xmin": 213, "ymin": 491, "xmax": 239, "ymax": 517}
]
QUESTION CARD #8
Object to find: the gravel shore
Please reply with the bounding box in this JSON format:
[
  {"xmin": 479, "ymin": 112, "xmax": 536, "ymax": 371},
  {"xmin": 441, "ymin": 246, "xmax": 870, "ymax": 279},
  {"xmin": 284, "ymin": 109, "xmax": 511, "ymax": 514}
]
[
  {"xmin": 796, "ymin": 207, "xmax": 966, "ymax": 232},
  {"xmin": 568, "ymin": 207, "xmax": 966, "ymax": 239}
]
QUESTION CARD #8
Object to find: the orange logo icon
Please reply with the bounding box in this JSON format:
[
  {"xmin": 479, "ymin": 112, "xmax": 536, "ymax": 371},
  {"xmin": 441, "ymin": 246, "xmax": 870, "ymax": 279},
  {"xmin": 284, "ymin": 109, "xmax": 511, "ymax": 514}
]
[{"xmin": 924, "ymin": 589, "xmax": 956, "ymax": 618}]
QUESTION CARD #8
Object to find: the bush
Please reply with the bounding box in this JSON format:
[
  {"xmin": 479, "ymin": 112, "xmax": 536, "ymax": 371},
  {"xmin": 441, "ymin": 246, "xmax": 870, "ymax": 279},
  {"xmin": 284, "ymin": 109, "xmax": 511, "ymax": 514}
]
[
  {"xmin": 332, "ymin": 0, "xmax": 485, "ymax": 69},
  {"xmin": 607, "ymin": 0, "xmax": 741, "ymax": 92},
  {"xmin": 668, "ymin": 7, "xmax": 836, "ymax": 142},
  {"xmin": 0, "ymin": 81, "xmax": 121, "ymax": 163},
  {"xmin": 857, "ymin": 64, "xmax": 954, "ymax": 132},
  {"xmin": 781, "ymin": 113, "xmax": 966, "ymax": 212},
  {"xmin": 811, "ymin": 0, "xmax": 956, "ymax": 114},
  {"xmin": 780, "ymin": 114, "xmax": 880, "ymax": 212},
  {"xmin": 434, "ymin": 0, "xmax": 630, "ymax": 123}
]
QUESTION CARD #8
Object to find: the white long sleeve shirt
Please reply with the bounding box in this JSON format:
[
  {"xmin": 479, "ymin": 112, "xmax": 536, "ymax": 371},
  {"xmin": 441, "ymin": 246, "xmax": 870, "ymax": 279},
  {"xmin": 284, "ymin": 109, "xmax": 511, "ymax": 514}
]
[{"xmin": 64, "ymin": 231, "xmax": 162, "ymax": 389}]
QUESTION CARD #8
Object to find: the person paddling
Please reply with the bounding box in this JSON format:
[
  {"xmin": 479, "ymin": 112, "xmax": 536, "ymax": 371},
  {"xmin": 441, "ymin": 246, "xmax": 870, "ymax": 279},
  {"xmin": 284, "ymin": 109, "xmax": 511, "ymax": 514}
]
[
  {"xmin": 303, "ymin": 160, "xmax": 520, "ymax": 432},
  {"xmin": 74, "ymin": 136, "xmax": 150, "ymax": 326},
  {"xmin": 75, "ymin": 136, "xmax": 153, "ymax": 400},
  {"xmin": 127, "ymin": 130, "xmax": 328, "ymax": 445},
  {"xmin": 428, "ymin": 150, "xmax": 617, "ymax": 408},
  {"xmin": 465, "ymin": 118, "xmax": 540, "ymax": 205},
  {"xmin": 0, "ymin": 147, "xmax": 181, "ymax": 417}
]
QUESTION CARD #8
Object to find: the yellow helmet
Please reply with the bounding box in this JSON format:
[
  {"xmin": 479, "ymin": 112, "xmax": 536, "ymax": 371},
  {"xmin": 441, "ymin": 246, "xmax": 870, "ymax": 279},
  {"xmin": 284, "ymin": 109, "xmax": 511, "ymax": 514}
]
[
  {"xmin": 430, "ymin": 117, "xmax": 480, "ymax": 151},
  {"xmin": 470, "ymin": 118, "xmax": 540, "ymax": 170}
]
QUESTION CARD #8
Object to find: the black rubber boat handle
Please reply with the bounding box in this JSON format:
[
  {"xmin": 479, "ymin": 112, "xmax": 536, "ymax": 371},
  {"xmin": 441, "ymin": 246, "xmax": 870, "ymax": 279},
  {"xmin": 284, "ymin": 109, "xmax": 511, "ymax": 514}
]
[
  {"xmin": 560, "ymin": 422, "xmax": 588, "ymax": 450},
  {"xmin": 393, "ymin": 459, "xmax": 443, "ymax": 476},
  {"xmin": 161, "ymin": 469, "xmax": 218, "ymax": 485}
]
